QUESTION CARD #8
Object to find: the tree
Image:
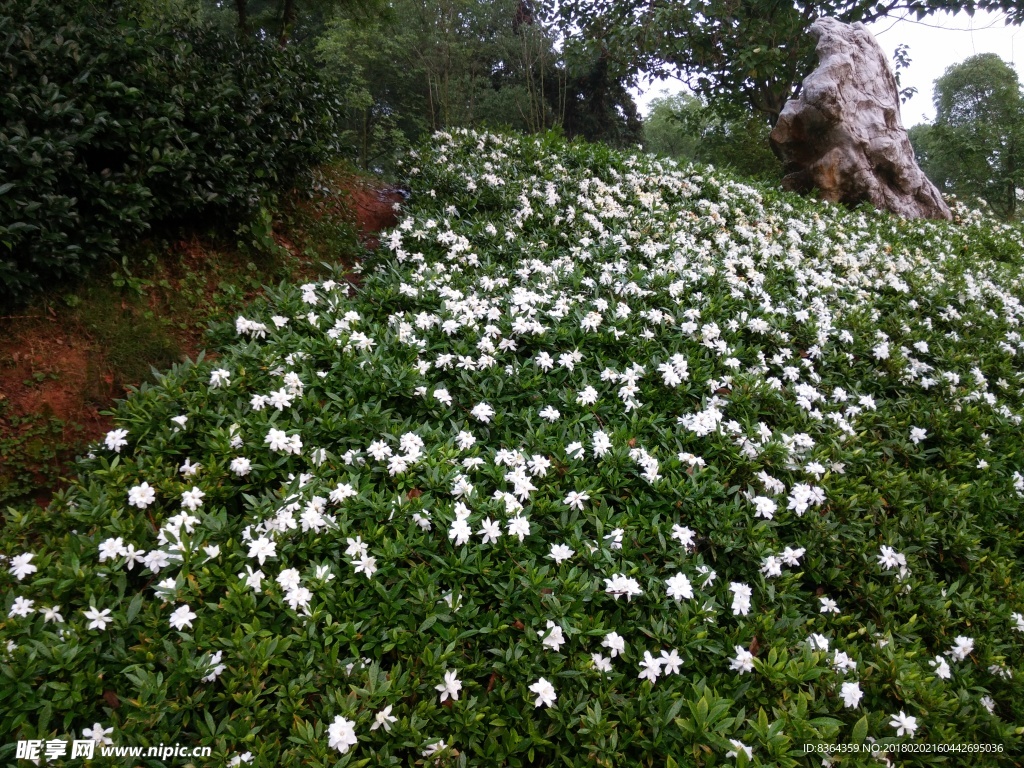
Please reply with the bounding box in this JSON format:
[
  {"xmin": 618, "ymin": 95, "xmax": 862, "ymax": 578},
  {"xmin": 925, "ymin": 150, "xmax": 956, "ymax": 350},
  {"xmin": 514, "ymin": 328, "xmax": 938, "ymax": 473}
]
[
  {"xmin": 203, "ymin": 0, "xmax": 381, "ymax": 46},
  {"xmin": 557, "ymin": 0, "xmax": 1024, "ymax": 125},
  {"xmin": 643, "ymin": 92, "xmax": 781, "ymax": 180},
  {"xmin": 314, "ymin": 0, "xmax": 642, "ymax": 169},
  {"xmin": 911, "ymin": 53, "xmax": 1023, "ymax": 217},
  {"xmin": 556, "ymin": 41, "xmax": 643, "ymax": 147}
]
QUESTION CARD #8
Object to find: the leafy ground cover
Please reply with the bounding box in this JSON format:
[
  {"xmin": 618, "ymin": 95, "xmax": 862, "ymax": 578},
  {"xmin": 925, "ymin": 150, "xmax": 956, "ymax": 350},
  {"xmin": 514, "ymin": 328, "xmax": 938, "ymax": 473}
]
[{"xmin": 2, "ymin": 130, "xmax": 1024, "ymax": 766}]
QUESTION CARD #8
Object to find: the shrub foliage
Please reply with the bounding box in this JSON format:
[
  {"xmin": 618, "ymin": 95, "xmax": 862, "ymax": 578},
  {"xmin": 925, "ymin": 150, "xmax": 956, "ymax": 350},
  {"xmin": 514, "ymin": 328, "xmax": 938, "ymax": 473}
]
[{"xmin": 0, "ymin": 0, "xmax": 343, "ymax": 297}]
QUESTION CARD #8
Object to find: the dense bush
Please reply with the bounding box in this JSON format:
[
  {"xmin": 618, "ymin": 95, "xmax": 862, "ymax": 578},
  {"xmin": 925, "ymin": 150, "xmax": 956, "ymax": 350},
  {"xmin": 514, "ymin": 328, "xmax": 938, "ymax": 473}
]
[
  {"xmin": 0, "ymin": 0, "xmax": 344, "ymax": 298},
  {"xmin": 2, "ymin": 131, "xmax": 1024, "ymax": 766}
]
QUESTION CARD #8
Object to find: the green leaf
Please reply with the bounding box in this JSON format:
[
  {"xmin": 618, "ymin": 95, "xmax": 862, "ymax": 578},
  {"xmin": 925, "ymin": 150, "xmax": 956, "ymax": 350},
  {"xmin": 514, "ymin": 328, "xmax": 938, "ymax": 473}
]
[{"xmin": 852, "ymin": 715, "xmax": 868, "ymax": 745}]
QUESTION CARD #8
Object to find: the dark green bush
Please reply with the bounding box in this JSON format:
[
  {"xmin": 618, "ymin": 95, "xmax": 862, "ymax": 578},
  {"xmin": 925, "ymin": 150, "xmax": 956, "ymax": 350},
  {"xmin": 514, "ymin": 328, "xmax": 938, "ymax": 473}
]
[{"xmin": 0, "ymin": 0, "xmax": 344, "ymax": 299}]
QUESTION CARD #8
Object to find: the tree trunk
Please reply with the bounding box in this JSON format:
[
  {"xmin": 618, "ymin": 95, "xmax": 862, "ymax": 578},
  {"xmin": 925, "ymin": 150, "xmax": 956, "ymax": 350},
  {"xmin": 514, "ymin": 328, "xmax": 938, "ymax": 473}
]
[
  {"xmin": 278, "ymin": 0, "xmax": 296, "ymax": 47},
  {"xmin": 234, "ymin": 0, "xmax": 248, "ymax": 35}
]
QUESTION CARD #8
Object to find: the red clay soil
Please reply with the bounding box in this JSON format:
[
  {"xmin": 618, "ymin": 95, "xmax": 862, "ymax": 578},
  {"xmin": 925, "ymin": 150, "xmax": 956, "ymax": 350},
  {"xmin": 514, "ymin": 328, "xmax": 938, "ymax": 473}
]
[
  {"xmin": 348, "ymin": 184, "xmax": 405, "ymax": 249},
  {"xmin": 302, "ymin": 166, "xmax": 405, "ymax": 251},
  {"xmin": 0, "ymin": 172, "xmax": 404, "ymax": 507}
]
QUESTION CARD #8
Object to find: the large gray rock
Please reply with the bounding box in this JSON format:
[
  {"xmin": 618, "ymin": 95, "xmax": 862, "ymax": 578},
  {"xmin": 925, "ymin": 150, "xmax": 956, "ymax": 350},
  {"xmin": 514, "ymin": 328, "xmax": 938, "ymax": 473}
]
[{"xmin": 770, "ymin": 18, "xmax": 951, "ymax": 220}]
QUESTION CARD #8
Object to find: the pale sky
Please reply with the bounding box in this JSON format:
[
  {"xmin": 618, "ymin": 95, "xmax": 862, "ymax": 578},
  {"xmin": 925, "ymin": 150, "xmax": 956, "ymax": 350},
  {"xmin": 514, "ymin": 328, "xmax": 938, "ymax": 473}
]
[{"xmin": 631, "ymin": 10, "xmax": 1023, "ymax": 127}]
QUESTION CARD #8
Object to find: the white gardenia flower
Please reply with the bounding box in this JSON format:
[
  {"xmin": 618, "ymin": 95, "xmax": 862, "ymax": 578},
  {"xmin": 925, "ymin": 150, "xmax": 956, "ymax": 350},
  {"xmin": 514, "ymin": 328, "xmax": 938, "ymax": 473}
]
[
  {"xmin": 143, "ymin": 549, "xmax": 172, "ymax": 574},
  {"xmin": 780, "ymin": 546, "xmax": 806, "ymax": 566},
  {"xmin": 636, "ymin": 650, "xmax": 661, "ymax": 683},
  {"xmin": 41, "ymin": 605, "xmax": 64, "ymax": 623},
  {"xmin": 470, "ymin": 402, "xmax": 495, "ymax": 423},
  {"xmin": 591, "ymin": 653, "xmax": 613, "ymax": 672},
  {"xmin": 422, "ymin": 740, "xmax": 449, "ymax": 759},
  {"xmin": 284, "ymin": 586, "xmax": 313, "ymax": 612},
  {"xmin": 877, "ymin": 545, "xmax": 907, "ymax": 571},
  {"xmin": 201, "ymin": 650, "xmax": 226, "ymax": 682},
  {"xmin": 104, "ymin": 428, "xmax": 129, "ymax": 452},
  {"xmin": 169, "ymin": 604, "xmax": 197, "ymax": 631},
  {"xmin": 548, "ymin": 544, "xmax": 575, "ymax": 564},
  {"xmin": 209, "ymin": 368, "xmax": 231, "ymax": 388},
  {"xmin": 889, "ymin": 710, "xmax": 918, "ymax": 737},
  {"xmin": 506, "ymin": 516, "xmax": 530, "ymax": 541},
  {"xmin": 82, "ymin": 722, "xmax": 115, "ymax": 745},
  {"xmin": 327, "ymin": 715, "xmax": 358, "ymax": 754},
  {"xmin": 910, "ymin": 427, "xmax": 927, "ymax": 444},
  {"xmin": 671, "ymin": 525, "xmax": 696, "ymax": 549},
  {"xmin": 230, "ymin": 457, "xmax": 252, "ymax": 476},
  {"xmin": 353, "ymin": 554, "xmax": 378, "ymax": 578},
  {"xmin": 808, "ymin": 633, "xmax": 830, "ymax": 652},
  {"xmin": 665, "ymin": 572, "xmax": 693, "ymax": 600},
  {"xmin": 330, "ymin": 482, "xmax": 357, "ymax": 503},
  {"xmin": 277, "ymin": 568, "xmax": 301, "ymax": 592},
  {"xmin": 181, "ymin": 486, "xmax": 205, "ymax": 511},
  {"xmin": 128, "ymin": 482, "xmax": 157, "ymax": 509},
  {"xmin": 239, "ymin": 566, "xmax": 264, "ymax": 592},
  {"xmin": 832, "ymin": 651, "xmax": 857, "ymax": 674},
  {"xmin": 265, "ymin": 428, "xmax": 294, "ymax": 453},
  {"xmin": 479, "ymin": 517, "xmax": 502, "ymax": 544},
  {"xmin": 930, "ymin": 655, "xmax": 952, "ymax": 679},
  {"xmin": 371, "ymin": 705, "xmax": 397, "ymax": 732},
  {"xmin": 751, "ymin": 496, "xmax": 777, "ymax": 520},
  {"xmin": 840, "ymin": 681, "xmax": 863, "ymax": 708},
  {"xmin": 529, "ymin": 677, "xmax": 557, "ymax": 707},
  {"xmin": 435, "ymin": 669, "xmax": 462, "ymax": 702},
  {"xmin": 660, "ymin": 648, "xmax": 683, "ymax": 675},
  {"xmin": 730, "ymin": 646, "xmax": 755, "ymax": 674},
  {"xmin": 527, "ymin": 454, "xmax": 551, "ymax": 476},
  {"xmin": 949, "ymin": 635, "xmax": 975, "ymax": 661},
  {"xmin": 83, "ymin": 606, "xmax": 113, "ymax": 630},
  {"xmin": 98, "ymin": 537, "xmax": 127, "ymax": 562},
  {"xmin": 9, "ymin": 553, "xmax": 37, "ymax": 580},
  {"xmin": 8, "ymin": 596, "xmax": 34, "ymax": 618},
  {"xmin": 448, "ymin": 518, "xmax": 472, "ymax": 546},
  {"xmin": 604, "ymin": 573, "xmax": 643, "ymax": 601},
  {"xmin": 539, "ymin": 405, "xmax": 561, "ymax": 422},
  {"xmin": 602, "ymin": 631, "xmax": 626, "ymax": 657},
  {"xmin": 542, "ymin": 620, "xmax": 565, "ymax": 652},
  {"xmin": 563, "ymin": 490, "xmax": 590, "ymax": 510},
  {"xmin": 729, "ymin": 582, "xmax": 753, "ymax": 615},
  {"xmin": 248, "ymin": 536, "xmax": 277, "ymax": 565},
  {"xmin": 726, "ymin": 740, "xmax": 753, "ymax": 760},
  {"xmin": 266, "ymin": 387, "xmax": 294, "ymax": 411}
]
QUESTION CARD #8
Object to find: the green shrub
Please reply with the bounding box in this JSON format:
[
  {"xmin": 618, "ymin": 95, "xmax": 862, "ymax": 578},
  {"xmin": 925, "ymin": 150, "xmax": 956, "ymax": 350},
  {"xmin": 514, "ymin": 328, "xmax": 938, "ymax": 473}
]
[{"xmin": 0, "ymin": 0, "xmax": 344, "ymax": 299}]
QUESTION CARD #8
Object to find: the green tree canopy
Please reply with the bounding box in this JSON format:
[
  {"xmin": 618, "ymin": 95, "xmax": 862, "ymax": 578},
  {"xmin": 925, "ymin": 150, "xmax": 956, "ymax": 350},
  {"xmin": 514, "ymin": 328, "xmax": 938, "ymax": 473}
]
[
  {"xmin": 911, "ymin": 53, "xmax": 1023, "ymax": 217},
  {"xmin": 314, "ymin": 0, "xmax": 641, "ymax": 169},
  {"xmin": 642, "ymin": 92, "xmax": 780, "ymax": 181},
  {"xmin": 557, "ymin": 0, "xmax": 1024, "ymax": 125}
]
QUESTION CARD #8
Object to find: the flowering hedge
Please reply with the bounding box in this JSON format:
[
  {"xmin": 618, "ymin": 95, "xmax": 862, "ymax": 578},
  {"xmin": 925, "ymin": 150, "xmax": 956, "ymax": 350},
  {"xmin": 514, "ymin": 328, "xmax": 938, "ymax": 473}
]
[{"xmin": 3, "ymin": 130, "xmax": 1024, "ymax": 766}]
